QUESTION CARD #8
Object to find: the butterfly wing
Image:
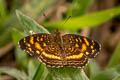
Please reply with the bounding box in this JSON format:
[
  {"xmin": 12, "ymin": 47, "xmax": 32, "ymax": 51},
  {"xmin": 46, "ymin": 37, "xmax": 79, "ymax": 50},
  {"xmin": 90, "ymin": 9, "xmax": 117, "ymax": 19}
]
[
  {"xmin": 19, "ymin": 33, "xmax": 63, "ymax": 68},
  {"xmin": 62, "ymin": 34, "xmax": 100, "ymax": 68}
]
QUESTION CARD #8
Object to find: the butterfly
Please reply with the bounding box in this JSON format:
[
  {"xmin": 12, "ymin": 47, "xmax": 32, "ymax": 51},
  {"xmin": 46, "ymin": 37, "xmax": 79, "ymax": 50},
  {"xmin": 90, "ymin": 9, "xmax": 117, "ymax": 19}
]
[{"xmin": 18, "ymin": 30, "xmax": 101, "ymax": 68}]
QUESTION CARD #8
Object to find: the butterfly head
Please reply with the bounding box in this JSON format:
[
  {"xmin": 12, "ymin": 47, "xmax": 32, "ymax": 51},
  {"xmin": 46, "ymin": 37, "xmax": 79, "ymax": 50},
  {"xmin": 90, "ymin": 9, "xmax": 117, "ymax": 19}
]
[{"xmin": 54, "ymin": 29, "xmax": 60, "ymax": 35}]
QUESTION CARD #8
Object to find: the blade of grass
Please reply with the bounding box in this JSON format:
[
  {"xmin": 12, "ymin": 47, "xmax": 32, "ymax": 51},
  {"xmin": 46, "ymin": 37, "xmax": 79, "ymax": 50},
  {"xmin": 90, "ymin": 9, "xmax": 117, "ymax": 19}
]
[
  {"xmin": 45, "ymin": 73, "xmax": 53, "ymax": 80},
  {"xmin": 0, "ymin": 31, "xmax": 12, "ymax": 47},
  {"xmin": 90, "ymin": 65, "xmax": 120, "ymax": 80},
  {"xmin": 0, "ymin": 73, "xmax": 1, "ymax": 80},
  {"xmin": 112, "ymin": 75, "xmax": 120, "ymax": 80},
  {"xmin": 107, "ymin": 41, "xmax": 120, "ymax": 68},
  {"xmin": 0, "ymin": 67, "xmax": 28, "ymax": 80},
  {"xmin": 33, "ymin": 63, "xmax": 45, "ymax": 80},
  {"xmin": 67, "ymin": 0, "xmax": 92, "ymax": 17},
  {"xmin": 40, "ymin": 67, "xmax": 49, "ymax": 80},
  {"xmin": 0, "ymin": 0, "xmax": 7, "ymax": 22},
  {"xmin": 43, "ymin": 6, "xmax": 120, "ymax": 31}
]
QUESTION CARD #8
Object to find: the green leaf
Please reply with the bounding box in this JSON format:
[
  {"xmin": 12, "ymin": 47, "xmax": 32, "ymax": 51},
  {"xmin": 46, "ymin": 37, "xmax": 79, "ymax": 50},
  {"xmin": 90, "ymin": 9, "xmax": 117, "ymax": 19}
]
[
  {"xmin": 0, "ymin": 0, "xmax": 7, "ymax": 22},
  {"xmin": 11, "ymin": 29, "xmax": 28, "ymax": 68},
  {"xmin": 11, "ymin": 28, "xmax": 27, "ymax": 45},
  {"xmin": 40, "ymin": 67, "xmax": 49, "ymax": 80},
  {"xmin": 0, "ymin": 0, "xmax": 55, "ymax": 47},
  {"xmin": 0, "ymin": 31, "xmax": 12, "ymax": 47},
  {"xmin": 44, "ymin": 6, "xmax": 120, "ymax": 31},
  {"xmin": 91, "ymin": 65, "xmax": 120, "ymax": 80},
  {"xmin": 112, "ymin": 75, "xmax": 120, "ymax": 80},
  {"xmin": 33, "ymin": 63, "xmax": 45, "ymax": 80},
  {"xmin": 0, "ymin": 0, "xmax": 14, "ymax": 47},
  {"xmin": 45, "ymin": 73, "xmax": 53, "ymax": 80},
  {"xmin": 28, "ymin": 60, "xmax": 39, "ymax": 80},
  {"xmin": 107, "ymin": 41, "xmax": 120, "ymax": 68},
  {"xmin": 86, "ymin": 60, "xmax": 101, "ymax": 78},
  {"xmin": 0, "ymin": 73, "xmax": 1, "ymax": 80},
  {"xmin": 0, "ymin": 67, "xmax": 28, "ymax": 80},
  {"xmin": 15, "ymin": 47, "xmax": 29, "ymax": 69},
  {"xmin": 48, "ymin": 67, "xmax": 89, "ymax": 80},
  {"xmin": 16, "ymin": 10, "xmax": 50, "ymax": 35},
  {"xmin": 0, "ymin": 15, "xmax": 21, "ymax": 47},
  {"xmin": 21, "ymin": 0, "xmax": 56, "ymax": 19},
  {"xmin": 80, "ymin": 70, "xmax": 90, "ymax": 80},
  {"xmin": 67, "ymin": 0, "xmax": 92, "ymax": 17}
]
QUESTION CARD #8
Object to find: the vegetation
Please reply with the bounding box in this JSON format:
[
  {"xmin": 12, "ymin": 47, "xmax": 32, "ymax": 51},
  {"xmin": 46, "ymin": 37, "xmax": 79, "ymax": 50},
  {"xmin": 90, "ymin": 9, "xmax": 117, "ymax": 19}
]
[{"xmin": 0, "ymin": 0, "xmax": 120, "ymax": 80}]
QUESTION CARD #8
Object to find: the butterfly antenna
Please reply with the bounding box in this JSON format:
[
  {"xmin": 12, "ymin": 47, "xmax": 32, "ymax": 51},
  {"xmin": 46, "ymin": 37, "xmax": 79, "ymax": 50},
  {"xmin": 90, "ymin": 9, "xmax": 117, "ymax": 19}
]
[
  {"xmin": 60, "ymin": 0, "xmax": 73, "ymax": 28},
  {"xmin": 63, "ymin": 16, "xmax": 71, "ymax": 25},
  {"xmin": 55, "ymin": 16, "xmax": 71, "ymax": 34},
  {"xmin": 62, "ymin": 0, "xmax": 73, "ymax": 25},
  {"xmin": 61, "ymin": 15, "xmax": 71, "ymax": 28},
  {"xmin": 56, "ymin": 16, "xmax": 71, "ymax": 34},
  {"xmin": 43, "ymin": 13, "xmax": 47, "ymax": 18}
]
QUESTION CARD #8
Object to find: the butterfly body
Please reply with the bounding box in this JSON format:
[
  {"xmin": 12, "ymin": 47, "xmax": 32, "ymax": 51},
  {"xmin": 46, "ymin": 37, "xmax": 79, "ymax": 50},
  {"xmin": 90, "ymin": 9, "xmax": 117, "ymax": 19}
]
[{"xmin": 19, "ymin": 30, "xmax": 100, "ymax": 68}]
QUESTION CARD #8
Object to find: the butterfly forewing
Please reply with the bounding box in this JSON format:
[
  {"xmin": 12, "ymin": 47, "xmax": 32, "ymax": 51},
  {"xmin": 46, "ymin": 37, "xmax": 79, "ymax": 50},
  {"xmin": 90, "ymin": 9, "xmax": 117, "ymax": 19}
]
[
  {"xmin": 63, "ymin": 34, "xmax": 100, "ymax": 58},
  {"xmin": 19, "ymin": 33, "xmax": 63, "ymax": 68}
]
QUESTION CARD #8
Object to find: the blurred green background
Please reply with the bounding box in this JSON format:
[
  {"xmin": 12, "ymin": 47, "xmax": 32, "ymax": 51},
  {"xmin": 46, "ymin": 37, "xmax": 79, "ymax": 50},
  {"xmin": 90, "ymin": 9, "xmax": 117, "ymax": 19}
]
[{"xmin": 0, "ymin": 0, "xmax": 120, "ymax": 80}]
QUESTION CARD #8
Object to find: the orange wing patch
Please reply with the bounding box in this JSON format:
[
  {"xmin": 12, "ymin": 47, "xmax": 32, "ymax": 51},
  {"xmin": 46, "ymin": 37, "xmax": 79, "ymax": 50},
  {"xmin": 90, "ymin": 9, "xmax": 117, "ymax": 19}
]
[
  {"xmin": 36, "ymin": 50, "xmax": 40, "ymax": 54},
  {"xmin": 66, "ymin": 53, "xmax": 83, "ymax": 59},
  {"xmin": 92, "ymin": 50, "xmax": 95, "ymax": 54},
  {"xmin": 84, "ymin": 38, "xmax": 89, "ymax": 46},
  {"xmin": 91, "ymin": 45, "xmax": 94, "ymax": 49},
  {"xmin": 40, "ymin": 38, "xmax": 43, "ymax": 41},
  {"xmin": 42, "ymin": 52, "xmax": 61, "ymax": 59},
  {"xmin": 30, "ymin": 36, "xmax": 34, "ymax": 44},
  {"xmin": 26, "ymin": 43, "xmax": 31, "ymax": 47},
  {"xmin": 75, "ymin": 43, "xmax": 79, "ymax": 47},
  {"xmin": 78, "ymin": 38, "xmax": 82, "ymax": 43},
  {"xmin": 85, "ymin": 52, "xmax": 89, "ymax": 55},
  {"xmin": 37, "ymin": 37, "xmax": 39, "ymax": 41},
  {"xmin": 35, "ymin": 42, "xmax": 43, "ymax": 51},
  {"xmin": 81, "ymin": 43, "xmax": 87, "ymax": 52},
  {"xmin": 43, "ymin": 43, "xmax": 47, "ymax": 47},
  {"xmin": 24, "ymin": 38, "xmax": 26, "ymax": 43}
]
